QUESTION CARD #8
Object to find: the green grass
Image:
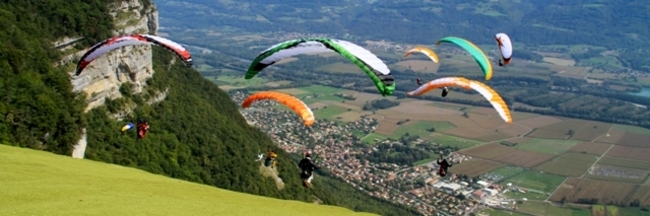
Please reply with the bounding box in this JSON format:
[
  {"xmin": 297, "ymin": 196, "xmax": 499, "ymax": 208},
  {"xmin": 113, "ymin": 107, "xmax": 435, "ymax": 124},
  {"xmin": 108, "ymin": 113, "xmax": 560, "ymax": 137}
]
[
  {"xmin": 431, "ymin": 133, "xmax": 481, "ymax": 149},
  {"xmin": 413, "ymin": 157, "xmax": 437, "ymax": 166},
  {"xmin": 206, "ymin": 76, "xmax": 231, "ymax": 85},
  {"xmin": 607, "ymin": 205, "xmax": 619, "ymax": 216},
  {"xmin": 517, "ymin": 201, "xmax": 574, "ymax": 216},
  {"xmin": 312, "ymin": 105, "xmax": 348, "ymax": 119},
  {"xmin": 388, "ymin": 121, "xmax": 437, "ymax": 140},
  {"xmin": 298, "ymin": 85, "xmax": 344, "ymax": 94},
  {"xmin": 537, "ymin": 153, "xmax": 597, "ymax": 177},
  {"xmin": 613, "ymin": 124, "xmax": 650, "ymax": 136},
  {"xmin": 505, "ymin": 170, "xmax": 566, "ymax": 193},
  {"xmin": 514, "ymin": 138, "xmax": 578, "ymax": 155},
  {"xmin": 302, "ymin": 95, "xmax": 344, "ymax": 104},
  {"xmin": 571, "ymin": 209, "xmax": 592, "ymax": 216},
  {"xmin": 619, "ymin": 207, "xmax": 650, "ymax": 216},
  {"xmin": 0, "ymin": 144, "xmax": 375, "ymax": 216},
  {"xmin": 478, "ymin": 209, "xmax": 528, "ymax": 216},
  {"xmin": 489, "ymin": 166, "xmax": 525, "ymax": 180},
  {"xmin": 361, "ymin": 133, "xmax": 389, "ymax": 144},
  {"xmin": 504, "ymin": 191, "xmax": 548, "ymax": 201},
  {"xmin": 351, "ymin": 130, "xmax": 367, "ymax": 138}
]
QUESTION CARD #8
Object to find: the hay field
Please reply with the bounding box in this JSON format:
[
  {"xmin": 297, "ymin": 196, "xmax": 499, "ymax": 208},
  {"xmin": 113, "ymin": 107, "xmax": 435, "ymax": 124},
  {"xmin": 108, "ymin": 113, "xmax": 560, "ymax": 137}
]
[
  {"xmin": 606, "ymin": 146, "xmax": 650, "ymax": 162},
  {"xmin": 568, "ymin": 142, "xmax": 612, "ymax": 155},
  {"xmin": 460, "ymin": 143, "xmax": 554, "ymax": 168},
  {"xmin": 536, "ymin": 153, "xmax": 597, "ymax": 177},
  {"xmin": 549, "ymin": 178, "xmax": 638, "ymax": 206},
  {"xmin": 449, "ymin": 158, "xmax": 503, "ymax": 177}
]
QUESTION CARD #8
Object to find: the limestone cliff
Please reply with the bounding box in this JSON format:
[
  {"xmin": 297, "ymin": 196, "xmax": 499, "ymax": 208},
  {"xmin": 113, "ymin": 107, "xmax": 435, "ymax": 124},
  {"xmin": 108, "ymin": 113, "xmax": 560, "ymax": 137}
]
[
  {"xmin": 59, "ymin": 0, "xmax": 160, "ymax": 111},
  {"xmin": 57, "ymin": 0, "xmax": 164, "ymax": 158}
]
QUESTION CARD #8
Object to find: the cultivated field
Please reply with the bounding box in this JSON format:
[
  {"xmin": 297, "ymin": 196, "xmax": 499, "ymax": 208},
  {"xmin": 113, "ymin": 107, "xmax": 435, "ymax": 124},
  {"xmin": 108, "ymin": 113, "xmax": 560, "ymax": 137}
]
[
  {"xmin": 606, "ymin": 146, "xmax": 650, "ymax": 162},
  {"xmin": 460, "ymin": 143, "xmax": 554, "ymax": 168},
  {"xmin": 514, "ymin": 138, "xmax": 578, "ymax": 155},
  {"xmin": 527, "ymin": 118, "xmax": 590, "ymax": 140},
  {"xmin": 506, "ymin": 170, "xmax": 566, "ymax": 193},
  {"xmin": 568, "ymin": 142, "xmax": 612, "ymax": 155},
  {"xmin": 549, "ymin": 178, "xmax": 640, "ymax": 206},
  {"xmin": 536, "ymin": 153, "xmax": 597, "ymax": 177},
  {"xmin": 448, "ymin": 158, "xmax": 503, "ymax": 177}
]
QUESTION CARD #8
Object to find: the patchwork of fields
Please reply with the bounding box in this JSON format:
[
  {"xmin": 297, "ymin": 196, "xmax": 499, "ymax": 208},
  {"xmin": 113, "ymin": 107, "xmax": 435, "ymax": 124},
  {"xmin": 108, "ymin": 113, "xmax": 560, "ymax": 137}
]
[{"xmin": 209, "ymin": 66, "xmax": 650, "ymax": 213}]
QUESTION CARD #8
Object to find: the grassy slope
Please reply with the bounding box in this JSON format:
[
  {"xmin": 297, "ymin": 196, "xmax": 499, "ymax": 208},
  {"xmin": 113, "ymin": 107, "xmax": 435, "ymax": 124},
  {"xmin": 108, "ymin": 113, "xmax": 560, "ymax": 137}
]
[{"xmin": 0, "ymin": 144, "xmax": 375, "ymax": 216}]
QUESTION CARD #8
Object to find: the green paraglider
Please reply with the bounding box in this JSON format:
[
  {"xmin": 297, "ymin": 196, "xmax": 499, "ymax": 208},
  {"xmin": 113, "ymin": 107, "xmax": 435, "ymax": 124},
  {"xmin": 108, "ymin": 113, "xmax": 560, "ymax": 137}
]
[
  {"xmin": 245, "ymin": 38, "xmax": 395, "ymax": 96},
  {"xmin": 437, "ymin": 36, "xmax": 493, "ymax": 80}
]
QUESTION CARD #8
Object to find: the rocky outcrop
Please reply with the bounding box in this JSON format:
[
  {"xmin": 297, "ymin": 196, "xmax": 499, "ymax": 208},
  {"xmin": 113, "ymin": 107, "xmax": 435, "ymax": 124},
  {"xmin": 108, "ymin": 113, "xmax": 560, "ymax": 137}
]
[
  {"xmin": 65, "ymin": 0, "xmax": 164, "ymax": 158},
  {"xmin": 59, "ymin": 0, "xmax": 160, "ymax": 112}
]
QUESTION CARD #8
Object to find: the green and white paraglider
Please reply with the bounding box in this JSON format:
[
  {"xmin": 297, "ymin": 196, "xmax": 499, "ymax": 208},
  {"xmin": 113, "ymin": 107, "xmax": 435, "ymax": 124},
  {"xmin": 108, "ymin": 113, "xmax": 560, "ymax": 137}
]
[{"xmin": 245, "ymin": 38, "xmax": 395, "ymax": 96}]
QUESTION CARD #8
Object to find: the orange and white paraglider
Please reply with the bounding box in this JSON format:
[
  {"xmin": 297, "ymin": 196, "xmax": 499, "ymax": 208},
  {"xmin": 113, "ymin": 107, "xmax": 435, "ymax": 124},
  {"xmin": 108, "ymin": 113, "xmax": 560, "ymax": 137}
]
[
  {"xmin": 407, "ymin": 77, "xmax": 512, "ymax": 123},
  {"xmin": 242, "ymin": 91, "xmax": 315, "ymax": 126}
]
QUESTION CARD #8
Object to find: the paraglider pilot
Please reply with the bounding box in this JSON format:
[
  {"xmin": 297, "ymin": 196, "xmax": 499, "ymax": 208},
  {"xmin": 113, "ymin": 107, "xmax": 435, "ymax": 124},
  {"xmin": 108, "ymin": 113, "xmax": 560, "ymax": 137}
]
[
  {"xmin": 264, "ymin": 150, "xmax": 278, "ymax": 169},
  {"xmin": 298, "ymin": 152, "xmax": 319, "ymax": 188},
  {"xmin": 416, "ymin": 78, "xmax": 422, "ymax": 86},
  {"xmin": 136, "ymin": 119, "xmax": 150, "ymax": 139},
  {"xmin": 437, "ymin": 154, "xmax": 453, "ymax": 177},
  {"xmin": 441, "ymin": 87, "xmax": 451, "ymax": 97}
]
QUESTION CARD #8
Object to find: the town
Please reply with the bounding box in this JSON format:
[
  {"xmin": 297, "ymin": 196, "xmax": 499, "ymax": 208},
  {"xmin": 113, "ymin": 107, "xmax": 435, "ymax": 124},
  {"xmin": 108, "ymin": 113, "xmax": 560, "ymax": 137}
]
[{"xmin": 229, "ymin": 91, "xmax": 531, "ymax": 216}]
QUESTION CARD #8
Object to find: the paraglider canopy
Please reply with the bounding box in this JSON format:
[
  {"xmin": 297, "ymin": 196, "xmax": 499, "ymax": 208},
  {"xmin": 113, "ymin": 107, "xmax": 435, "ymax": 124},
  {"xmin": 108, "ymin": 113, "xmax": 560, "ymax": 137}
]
[
  {"xmin": 436, "ymin": 36, "xmax": 493, "ymax": 80},
  {"xmin": 242, "ymin": 91, "xmax": 316, "ymax": 126},
  {"xmin": 407, "ymin": 77, "xmax": 512, "ymax": 123},
  {"xmin": 245, "ymin": 38, "xmax": 395, "ymax": 96}
]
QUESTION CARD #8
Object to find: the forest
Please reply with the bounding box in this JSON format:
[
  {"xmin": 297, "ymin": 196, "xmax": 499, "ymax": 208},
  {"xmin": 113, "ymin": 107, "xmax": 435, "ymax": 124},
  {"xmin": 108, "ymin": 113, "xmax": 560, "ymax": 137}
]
[
  {"xmin": 0, "ymin": 1, "xmax": 420, "ymax": 215},
  {"xmin": 0, "ymin": 0, "xmax": 121, "ymax": 154}
]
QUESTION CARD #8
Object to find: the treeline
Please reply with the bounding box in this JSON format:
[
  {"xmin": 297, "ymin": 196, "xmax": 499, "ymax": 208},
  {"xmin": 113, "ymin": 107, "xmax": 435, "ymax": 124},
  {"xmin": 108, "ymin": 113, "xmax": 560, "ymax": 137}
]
[
  {"xmin": 0, "ymin": 0, "xmax": 130, "ymax": 154},
  {"xmin": 363, "ymin": 99, "xmax": 400, "ymax": 111}
]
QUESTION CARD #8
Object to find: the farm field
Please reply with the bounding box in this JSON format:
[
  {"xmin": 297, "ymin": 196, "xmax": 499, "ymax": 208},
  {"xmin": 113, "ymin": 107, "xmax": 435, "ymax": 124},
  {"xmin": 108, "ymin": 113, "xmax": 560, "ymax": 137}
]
[
  {"xmin": 459, "ymin": 143, "xmax": 554, "ymax": 168},
  {"xmin": 514, "ymin": 138, "xmax": 578, "ymax": 155},
  {"xmin": 569, "ymin": 142, "xmax": 612, "ymax": 155},
  {"xmin": 516, "ymin": 201, "xmax": 574, "ymax": 216},
  {"xmin": 448, "ymin": 158, "xmax": 503, "ymax": 177},
  {"xmin": 549, "ymin": 178, "xmax": 642, "ymax": 206},
  {"xmin": 536, "ymin": 153, "xmax": 597, "ymax": 177},
  {"xmin": 504, "ymin": 170, "xmax": 566, "ymax": 194},
  {"xmin": 486, "ymin": 166, "xmax": 524, "ymax": 180}
]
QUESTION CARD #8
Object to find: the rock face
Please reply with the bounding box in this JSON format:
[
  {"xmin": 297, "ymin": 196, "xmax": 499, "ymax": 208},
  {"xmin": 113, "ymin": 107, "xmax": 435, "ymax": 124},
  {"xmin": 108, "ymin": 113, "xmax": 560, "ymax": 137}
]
[
  {"xmin": 62, "ymin": 0, "xmax": 160, "ymax": 112},
  {"xmin": 61, "ymin": 0, "xmax": 163, "ymax": 158}
]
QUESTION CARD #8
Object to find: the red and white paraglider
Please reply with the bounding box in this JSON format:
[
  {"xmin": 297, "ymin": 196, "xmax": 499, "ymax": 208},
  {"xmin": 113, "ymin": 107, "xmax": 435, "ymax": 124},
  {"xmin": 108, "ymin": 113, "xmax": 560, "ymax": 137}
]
[{"xmin": 74, "ymin": 34, "xmax": 193, "ymax": 76}]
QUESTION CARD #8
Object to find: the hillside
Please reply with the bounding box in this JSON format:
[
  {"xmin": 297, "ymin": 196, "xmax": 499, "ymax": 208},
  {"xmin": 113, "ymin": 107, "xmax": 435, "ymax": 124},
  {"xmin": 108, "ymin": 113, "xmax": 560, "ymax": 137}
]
[
  {"xmin": 0, "ymin": 1, "xmax": 419, "ymax": 215},
  {"xmin": 156, "ymin": 0, "xmax": 650, "ymax": 72},
  {"xmin": 0, "ymin": 144, "xmax": 375, "ymax": 216}
]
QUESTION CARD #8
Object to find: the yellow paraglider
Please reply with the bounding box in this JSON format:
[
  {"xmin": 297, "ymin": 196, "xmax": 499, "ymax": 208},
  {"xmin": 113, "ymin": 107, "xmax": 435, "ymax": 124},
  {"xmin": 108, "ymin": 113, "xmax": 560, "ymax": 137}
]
[{"xmin": 403, "ymin": 46, "xmax": 440, "ymax": 63}]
